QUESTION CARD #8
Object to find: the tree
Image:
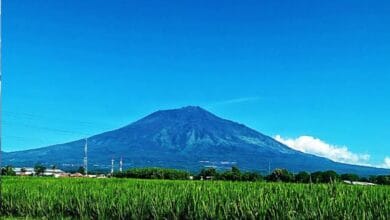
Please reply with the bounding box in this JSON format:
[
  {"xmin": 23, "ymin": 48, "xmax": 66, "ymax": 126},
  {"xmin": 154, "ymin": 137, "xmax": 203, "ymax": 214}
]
[
  {"xmin": 341, "ymin": 173, "xmax": 360, "ymax": 182},
  {"xmin": 372, "ymin": 175, "xmax": 390, "ymax": 185},
  {"xmin": 241, "ymin": 172, "xmax": 262, "ymax": 182},
  {"xmin": 220, "ymin": 167, "xmax": 242, "ymax": 181},
  {"xmin": 322, "ymin": 170, "xmax": 340, "ymax": 183},
  {"xmin": 34, "ymin": 164, "xmax": 46, "ymax": 176},
  {"xmin": 311, "ymin": 171, "xmax": 324, "ymax": 183},
  {"xmin": 78, "ymin": 166, "xmax": 86, "ymax": 175},
  {"xmin": 198, "ymin": 168, "xmax": 219, "ymax": 180},
  {"xmin": 295, "ymin": 171, "xmax": 311, "ymax": 183},
  {"xmin": 231, "ymin": 166, "xmax": 242, "ymax": 181},
  {"xmin": 1, "ymin": 166, "xmax": 16, "ymax": 176},
  {"xmin": 115, "ymin": 168, "xmax": 190, "ymax": 180},
  {"xmin": 368, "ymin": 175, "xmax": 378, "ymax": 183},
  {"xmin": 311, "ymin": 171, "xmax": 340, "ymax": 183},
  {"xmin": 266, "ymin": 169, "xmax": 294, "ymax": 182}
]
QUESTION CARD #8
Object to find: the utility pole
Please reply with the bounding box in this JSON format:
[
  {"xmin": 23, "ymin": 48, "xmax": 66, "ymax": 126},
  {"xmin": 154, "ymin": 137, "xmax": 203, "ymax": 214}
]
[
  {"xmin": 268, "ymin": 161, "xmax": 271, "ymax": 175},
  {"xmin": 119, "ymin": 157, "xmax": 123, "ymax": 173},
  {"xmin": 111, "ymin": 158, "xmax": 114, "ymax": 175},
  {"xmin": 84, "ymin": 138, "xmax": 88, "ymax": 175}
]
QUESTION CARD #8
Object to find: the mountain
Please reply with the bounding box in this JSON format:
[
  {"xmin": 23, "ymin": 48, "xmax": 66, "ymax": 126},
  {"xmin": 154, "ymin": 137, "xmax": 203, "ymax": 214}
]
[{"xmin": 3, "ymin": 106, "xmax": 389, "ymax": 176}]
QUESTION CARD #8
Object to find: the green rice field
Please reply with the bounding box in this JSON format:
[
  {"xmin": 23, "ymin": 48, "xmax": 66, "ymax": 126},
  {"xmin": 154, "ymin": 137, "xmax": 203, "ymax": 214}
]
[{"xmin": 1, "ymin": 177, "xmax": 389, "ymax": 219}]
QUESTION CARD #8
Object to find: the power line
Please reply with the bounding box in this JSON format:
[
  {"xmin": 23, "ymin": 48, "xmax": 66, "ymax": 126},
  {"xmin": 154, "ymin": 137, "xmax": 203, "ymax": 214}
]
[
  {"xmin": 2, "ymin": 135, "xmax": 46, "ymax": 143},
  {"xmin": 2, "ymin": 120, "xmax": 93, "ymax": 152},
  {"xmin": 2, "ymin": 110, "xmax": 124, "ymax": 141},
  {"xmin": 2, "ymin": 120, "xmax": 91, "ymax": 136},
  {"xmin": 3, "ymin": 110, "xmax": 114, "ymax": 128}
]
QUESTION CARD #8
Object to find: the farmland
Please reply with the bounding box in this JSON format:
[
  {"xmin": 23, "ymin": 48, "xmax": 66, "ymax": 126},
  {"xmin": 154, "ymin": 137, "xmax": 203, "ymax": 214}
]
[{"xmin": 1, "ymin": 177, "xmax": 389, "ymax": 219}]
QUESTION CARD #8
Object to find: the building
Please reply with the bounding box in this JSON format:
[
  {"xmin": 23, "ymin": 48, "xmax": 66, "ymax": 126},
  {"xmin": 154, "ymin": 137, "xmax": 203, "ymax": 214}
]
[
  {"xmin": 70, "ymin": 173, "xmax": 84, "ymax": 178},
  {"xmin": 13, "ymin": 168, "xmax": 35, "ymax": 176},
  {"xmin": 44, "ymin": 169, "xmax": 68, "ymax": 177},
  {"xmin": 13, "ymin": 167, "xmax": 67, "ymax": 177},
  {"xmin": 343, "ymin": 180, "xmax": 377, "ymax": 186}
]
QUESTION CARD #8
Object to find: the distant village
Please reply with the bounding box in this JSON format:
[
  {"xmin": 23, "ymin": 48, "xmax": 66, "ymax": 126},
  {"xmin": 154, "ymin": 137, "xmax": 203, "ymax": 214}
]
[{"xmin": 9, "ymin": 139, "xmax": 122, "ymax": 179}]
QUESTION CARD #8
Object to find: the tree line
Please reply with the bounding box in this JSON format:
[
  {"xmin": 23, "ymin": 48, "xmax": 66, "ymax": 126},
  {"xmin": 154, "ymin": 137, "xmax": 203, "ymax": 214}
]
[
  {"xmin": 114, "ymin": 166, "xmax": 390, "ymax": 185},
  {"xmin": 2, "ymin": 164, "xmax": 390, "ymax": 185}
]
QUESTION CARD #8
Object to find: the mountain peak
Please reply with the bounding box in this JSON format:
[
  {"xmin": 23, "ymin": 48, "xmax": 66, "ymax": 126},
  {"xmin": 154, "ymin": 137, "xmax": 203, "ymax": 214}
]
[
  {"xmin": 141, "ymin": 106, "xmax": 218, "ymax": 123},
  {"xmin": 181, "ymin": 105, "xmax": 204, "ymax": 110},
  {"xmin": 179, "ymin": 106, "xmax": 206, "ymax": 112},
  {"xmin": 174, "ymin": 106, "xmax": 214, "ymax": 117},
  {"xmin": 168, "ymin": 106, "xmax": 209, "ymax": 113}
]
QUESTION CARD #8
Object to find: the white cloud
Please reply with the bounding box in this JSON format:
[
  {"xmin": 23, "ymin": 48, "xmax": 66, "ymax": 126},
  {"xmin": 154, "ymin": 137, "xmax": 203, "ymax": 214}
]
[
  {"xmin": 211, "ymin": 97, "xmax": 261, "ymax": 106},
  {"xmin": 380, "ymin": 157, "xmax": 390, "ymax": 169},
  {"xmin": 274, "ymin": 135, "xmax": 371, "ymax": 166}
]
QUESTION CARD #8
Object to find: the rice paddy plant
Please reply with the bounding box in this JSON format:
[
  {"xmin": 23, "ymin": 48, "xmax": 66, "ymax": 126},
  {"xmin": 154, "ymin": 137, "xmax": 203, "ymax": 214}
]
[{"xmin": 0, "ymin": 177, "xmax": 389, "ymax": 219}]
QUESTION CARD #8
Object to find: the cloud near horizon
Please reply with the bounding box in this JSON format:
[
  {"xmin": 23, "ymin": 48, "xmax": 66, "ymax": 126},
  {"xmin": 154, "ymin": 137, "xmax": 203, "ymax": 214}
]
[
  {"xmin": 274, "ymin": 135, "xmax": 373, "ymax": 166},
  {"xmin": 381, "ymin": 157, "xmax": 390, "ymax": 169},
  {"xmin": 275, "ymin": 135, "xmax": 390, "ymax": 169}
]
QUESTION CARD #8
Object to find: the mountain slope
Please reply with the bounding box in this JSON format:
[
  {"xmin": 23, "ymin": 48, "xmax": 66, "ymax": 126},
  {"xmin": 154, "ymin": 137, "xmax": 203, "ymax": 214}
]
[{"xmin": 3, "ymin": 106, "xmax": 389, "ymax": 176}]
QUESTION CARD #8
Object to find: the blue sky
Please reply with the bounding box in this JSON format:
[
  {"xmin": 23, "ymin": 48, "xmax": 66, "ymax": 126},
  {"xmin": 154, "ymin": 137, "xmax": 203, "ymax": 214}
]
[{"xmin": 2, "ymin": 0, "xmax": 390, "ymax": 167}]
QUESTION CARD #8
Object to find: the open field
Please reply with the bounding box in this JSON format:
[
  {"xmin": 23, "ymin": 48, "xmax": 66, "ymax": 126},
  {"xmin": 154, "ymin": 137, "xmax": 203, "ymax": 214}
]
[{"xmin": 1, "ymin": 177, "xmax": 389, "ymax": 219}]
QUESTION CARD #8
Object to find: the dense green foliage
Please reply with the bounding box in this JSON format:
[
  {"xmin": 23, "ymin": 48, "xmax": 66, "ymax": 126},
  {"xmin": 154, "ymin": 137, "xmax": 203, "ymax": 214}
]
[
  {"xmin": 33, "ymin": 164, "xmax": 46, "ymax": 176},
  {"xmin": 265, "ymin": 169, "xmax": 295, "ymax": 182},
  {"xmin": 341, "ymin": 173, "xmax": 360, "ymax": 182},
  {"xmin": 196, "ymin": 167, "xmax": 390, "ymax": 185},
  {"xmin": 1, "ymin": 177, "xmax": 389, "ymax": 219},
  {"xmin": 1, "ymin": 166, "xmax": 16, "ymax": 176},
  {"xmin": 311, "ymin": 170, "xmax": 340, "ymax": 183},
  {"xmin": 77, "ymin": 166, "xmax": 86, "ymax": 175},
  {"xmin": 114, "ymin": 168, "xmax": 190, "ymax": 180},
  {"xmin": 295, "ymin": 171, "xmax": 311, "ymax": 183},
  {"xmin": 369, "ymin": 175, "xmax": 390, "ymax": 185},
  {"xmin": 196, "ymin": 167, "xmax": 262, "ymax": 181}
]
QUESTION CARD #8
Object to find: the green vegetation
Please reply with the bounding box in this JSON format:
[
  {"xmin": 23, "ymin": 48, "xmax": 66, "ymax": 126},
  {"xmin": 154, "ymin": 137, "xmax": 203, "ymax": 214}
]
[
  {"xmin": 77, "ymin": 166, "xmax": 86, "ymax": 175},
  {"xmin": 113, "ymin": 166, "xmax": 390, "ymax": 185},
  {"xmin": 341, "ymin": 173, "xmax": 360, "ymax": 182},
  {"xmin": 33, "ymin": 164, "xmax": 46, "ymax": 176},
  {"xmin": 1, "ymin": 166, "xmax": 16, "ymax": 176},
  {"xmin": 265, "ymin": 168, "xmax": 294, "ymax": 182},
  {"xmin": 3, "ymin": 164, "xmax": 390, "ymax": 185},
  {"xmin": 1, "ymin": 177, "xmax": 389, "ymax": 219},
  {"xmin": 198, "ymin": 166, "xmax": 263, "ymax": 182},
  {"xmin": 115, "ymin": 167, "xmax": 191, "ymax": 180},
  {"xmin": 369, "ymin": 175, "xmax": 390, "ymax": 185}
]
